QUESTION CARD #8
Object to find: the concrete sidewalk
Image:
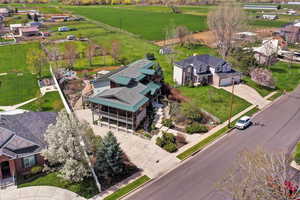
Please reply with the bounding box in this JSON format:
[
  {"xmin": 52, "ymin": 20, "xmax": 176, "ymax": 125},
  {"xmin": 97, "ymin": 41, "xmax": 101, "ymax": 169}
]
[
  {"xmin": 0, "ymin": 186, "xmax": 86, "ymax": 200},
  {"xmin": 0, "ymin": 97, "xmax": 38, "ymax": 111}
]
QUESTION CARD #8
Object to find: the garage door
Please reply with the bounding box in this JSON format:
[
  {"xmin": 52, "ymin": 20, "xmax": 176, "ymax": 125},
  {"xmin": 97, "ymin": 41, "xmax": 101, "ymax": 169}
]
[{"xmin": 219, "ymin": 77, "xmax": 232, "ymax": 86}]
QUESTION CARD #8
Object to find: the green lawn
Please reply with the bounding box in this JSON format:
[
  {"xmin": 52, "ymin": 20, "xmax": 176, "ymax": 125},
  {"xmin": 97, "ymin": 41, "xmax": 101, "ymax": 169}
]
[
  {"xmin": 104, "ymin": 175, "xmax": 150, "ymax": 200},
  {"xmin": 179, "ymin": 86, "xmax": 251, "ymax": 122},
  {"xmin": 270, "ymin": 62, "xmax": 300, "ymax": 91},
  {"xmin": 0, "ymin": 42, "xmax": 41, "ymax": 73},
  {"xmin": 67, "ymin": 6, "xmax": 207, "ymax": 41},
  {"xmin": 18, "ymin": 172, "xmax": 98, "ymax": 199},
  {"xmin": 0, "ymin": 73, "xmax": 40, "ymax": 106},
  {"xmin": 177, "ymin": 106, "xmax": 260, "ymax": 160},
  {"xmin": 20, "ymin": 92, "xmax": 64, "ymax": 112},
  {"xmin": 267, "ymin": 91, "xmax": 283, "ymax": 101},
  {"xmin": 243, "ymin": 76, "xmax": 275, "ymax": 97}
]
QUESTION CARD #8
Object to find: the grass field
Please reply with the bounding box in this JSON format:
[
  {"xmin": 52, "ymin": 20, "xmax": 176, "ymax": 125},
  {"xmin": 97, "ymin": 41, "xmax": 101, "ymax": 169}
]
[
  {"xmin": 179, "ymin": 86, "xmax": 251, "ymax": 122},
  {"xmin": 0, "ymin": 73, "xmax": 40, "ymax": 106},
  {"xmin": 0, "ymin": 42, "xmax": 41, "ymax": 73},
  {"xmin": 20, "ymin": 92, "xmax": 64, "ymax": 112},
  {"xmin": 18, "ymin": 172, "xmax": 98, "ymax": 199},
  {"xmin": 67, "ymin": 6, "xmax": 207, "ymax": 41},
  {"xmin": 270, "ymin": 62, "xmax": 300, "ymax": 91},
  {"xmin": 243, "ymin": 76, "xmax": 275, "ymax": 97}
]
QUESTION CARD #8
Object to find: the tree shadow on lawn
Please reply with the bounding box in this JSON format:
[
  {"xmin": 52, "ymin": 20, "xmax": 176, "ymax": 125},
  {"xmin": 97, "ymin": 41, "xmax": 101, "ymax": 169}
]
[{"xmin": 271, "ymin": 68, "xmax": 287, "ymax": 73}]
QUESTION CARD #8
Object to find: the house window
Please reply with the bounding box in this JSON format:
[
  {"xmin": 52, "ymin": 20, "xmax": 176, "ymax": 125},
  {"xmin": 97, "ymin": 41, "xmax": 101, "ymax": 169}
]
[{"xmin": 23, "ymin": 155, "xmax": 36, "ymax": 168}]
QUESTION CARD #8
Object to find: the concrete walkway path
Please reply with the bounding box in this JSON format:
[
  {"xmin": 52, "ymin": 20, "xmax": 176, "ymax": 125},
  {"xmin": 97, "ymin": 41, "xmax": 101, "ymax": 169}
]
[
  {"xmin": 0, "ymin": 186, "xmax": 86, "ymax": 200},
  {"xmin": 0, "ymin": 97, "xmax": 38, "ymax": 111},
  {"xmin": 220, "ymin": 84, "xmax": 270, "ymax": 109}
]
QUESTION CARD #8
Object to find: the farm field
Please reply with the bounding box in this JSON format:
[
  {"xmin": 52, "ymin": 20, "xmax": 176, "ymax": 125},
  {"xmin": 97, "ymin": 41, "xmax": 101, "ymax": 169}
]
[
  {"xmin": 67, "ymin": 6, "xmax": 207, "ymax": 41},
  {"xmin": 179, "ymin": 86, "xmax": 251, "ymax": 122}
]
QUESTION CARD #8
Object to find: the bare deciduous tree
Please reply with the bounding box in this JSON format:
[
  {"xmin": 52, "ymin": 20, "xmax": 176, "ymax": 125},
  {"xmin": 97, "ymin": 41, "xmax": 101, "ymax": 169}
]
[
  {"xmin": 64, "ymin": 43, "xmax": 77, "ymax": 69},
  {"xmin": 86, "ymin": 42, "xmax": 97, "ymax": 67},
  {"xmin": 218, "ymin": 148, "xmax": 300, "ymax": 200},
  {"xmin": 111, "ymin": 40, "xmax": 121, "ymax": 64},
  {"xmin": 208, "ymin": 1, "xmax": 246, "ymax": 58},
  {"xmin": 175, "ymin": 25, "xmax": 190, "ymax": 46}
]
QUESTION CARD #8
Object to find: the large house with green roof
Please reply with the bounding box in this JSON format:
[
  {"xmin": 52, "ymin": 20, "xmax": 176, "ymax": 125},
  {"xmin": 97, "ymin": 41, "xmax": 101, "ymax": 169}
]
[{"xmin": 87, "ymin": 59, "xmax": 163, "ymax": 132}]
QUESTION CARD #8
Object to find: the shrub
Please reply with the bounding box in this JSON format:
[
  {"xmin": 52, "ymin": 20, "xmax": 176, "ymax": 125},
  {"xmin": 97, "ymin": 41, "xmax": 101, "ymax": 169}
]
[
  {"xmin": 156, "ymin": 137, "xmax": 164, "ymax": 147},
  {"xmin": 163, "ymin": 143, "xmax": 177, "ymax": 153},
  {"xmin": 30, "ymin": 165, "xmax": 43, "ymax": 175},
  {"xmin": 295, "ymin": 152, "xmax": 300, "ymax": 165},
  {"xmin": 162, "ymin": 132, "xmax": 176, "ymax": 144},
  {"xmin": 162, "ymin": 119, "xmax": 173, "ymax": 128},
  {"xmin": 185, "ymin": 123, "xmax": 208, "ymax": 134},
  {"xmin": 146, "ymin": 53, "xmax": 155, "ymax": 60}
]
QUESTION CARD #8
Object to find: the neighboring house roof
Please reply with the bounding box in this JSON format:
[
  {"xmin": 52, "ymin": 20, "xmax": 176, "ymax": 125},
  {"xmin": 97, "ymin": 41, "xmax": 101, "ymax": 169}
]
[
  {"xmin": 253, "ymin": 39, "xmax": 280, "ymax": 56},
  {"xmin": 0, "ymin": 112, "xmax": 57, "ymax": 158},
  {"xmin": 175, "ymin": 54, "xmax": 231, "ymax": 73},
  {"xmin": 19, "ymin": 27, "xmax": 39, "ymax": 33},
  {"xmin": 89, "ymin": 87, "xmax": 149, "ymax": 112}
]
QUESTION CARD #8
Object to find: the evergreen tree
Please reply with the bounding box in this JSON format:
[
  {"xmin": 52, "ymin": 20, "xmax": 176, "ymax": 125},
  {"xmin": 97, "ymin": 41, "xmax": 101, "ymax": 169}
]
[{"xmin": 95, "ymin": 132, "xmax": 125, "ymax": 180}]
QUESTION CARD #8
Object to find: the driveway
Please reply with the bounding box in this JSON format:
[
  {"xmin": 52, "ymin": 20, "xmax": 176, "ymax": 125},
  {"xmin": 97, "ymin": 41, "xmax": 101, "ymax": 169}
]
[
  {"xmin": 0, "ymin": 186, "xmax": 86, "ymax": 200},
  {"xmin": 75, "ymin": 109, "xmax": 180, "ymax": 178},
  {"xmin": 220, "ymin": 84, "xmax": 270, "ymax": 108}
]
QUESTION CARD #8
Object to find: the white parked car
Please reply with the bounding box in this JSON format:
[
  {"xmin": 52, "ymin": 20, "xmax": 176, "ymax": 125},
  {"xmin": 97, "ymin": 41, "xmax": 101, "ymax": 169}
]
[{"xmin": 235, "ymin": 116, "xmax": 252, "ymax": 130}]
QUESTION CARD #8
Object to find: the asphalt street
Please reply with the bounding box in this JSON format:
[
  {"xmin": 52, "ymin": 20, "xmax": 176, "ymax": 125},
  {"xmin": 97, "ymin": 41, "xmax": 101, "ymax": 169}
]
[{"xmin": 127, "ymin": 86, "xmax": 300, "ymax": 200}]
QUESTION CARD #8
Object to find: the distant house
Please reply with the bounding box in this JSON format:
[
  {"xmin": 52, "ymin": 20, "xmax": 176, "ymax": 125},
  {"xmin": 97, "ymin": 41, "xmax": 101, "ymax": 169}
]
[
  {"xmin": 287, "ymin": 2, "xmax": 300, "ymax": 5},
  {"xmin": 26, "ymin": 21, "xmax": 42, "ymax": 28},
  {"xmin": 51, "ymin": 15, "xmax": 69, "ymax": 22},
  {"xmin": 58, "ymin": 26, "xmax": 70, "ymax": 32},
  {"xmin": 280, "ymin": 25, "xmax": 300, "ymax": 43},
  {"xmin": 19, "ymin": 27, "xmax": 39, "ymax": 37},
  {"xmin": 0, "ymin": 8, "xmax": 10, "ymax": 17},
  {"xmin": 262, "ymin": 14, "xmax": 278, "ymax": 20},
  {"xmin": 9, "ymin": 24, "xmax": 23, "ymax": 32},
  {"xmin": 88, "ymin": 59, "xmax": 163, "ymax": 132},
  {"xmin": 0, "ymin": 112, "xmax": 57, "ymax": 186},
  {"xmin": 38, "ymin": 78, "xmax": 57, "ymax": 95},
  {"xmin": 173, "ymin": 55, "xmax": 241, "ymax": 87},
  {"xmin": 243, "ymin": 4, "xmax": 279, "ymax": 10},
  {"xmin": 159, "ymin": 47, "xmax": 173, "ymax": 55},
  {"xmin": 253, "ymin": 39, "xmax": 281, "ymax": 65}
]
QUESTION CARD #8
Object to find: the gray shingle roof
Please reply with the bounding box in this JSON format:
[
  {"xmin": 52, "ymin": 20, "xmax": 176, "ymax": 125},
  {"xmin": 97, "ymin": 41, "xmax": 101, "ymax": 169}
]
[
  {"xmin": 175, "ymin": 55, "xmax": 231, "ymax": 73},
  {"xmin": 0, "ymin": 112, "xmax": 57, "ymax": 158}
]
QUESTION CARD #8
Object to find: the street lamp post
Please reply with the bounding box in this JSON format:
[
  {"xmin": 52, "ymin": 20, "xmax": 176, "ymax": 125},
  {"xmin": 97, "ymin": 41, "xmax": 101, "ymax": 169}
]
[{"xmin": 227, "ymin": 78, "xmax": 235, "ymax": 128}]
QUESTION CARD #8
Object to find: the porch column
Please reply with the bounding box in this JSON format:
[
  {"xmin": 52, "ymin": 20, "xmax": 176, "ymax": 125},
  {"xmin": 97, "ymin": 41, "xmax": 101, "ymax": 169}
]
[{"xmin": 9, "ymin": 160, "xmax": 16, "ymax": 178}]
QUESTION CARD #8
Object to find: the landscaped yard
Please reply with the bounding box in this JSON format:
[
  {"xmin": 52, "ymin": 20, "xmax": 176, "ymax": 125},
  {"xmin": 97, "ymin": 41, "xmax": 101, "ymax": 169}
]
[
  {"xmin": 270, "ymin": 62, "xmax": 300, "ymax": 92},
  {"xmin": 67, "ymin": 6, "xmax": 207, "ymax": 41},
  {"xmin": 20, "ymin": 92, "xmax": 64, "ymax": 112},
  {"xmin": 0, "ymin": 73, "xmax": 40, "ymax": 106},
  {"xmin": 18, "ymin": 172, "xmax": 98, "ymax": 199},
  {"xmin": 179, "ymin": 86, "xmax": 251, "ymax": 122}
]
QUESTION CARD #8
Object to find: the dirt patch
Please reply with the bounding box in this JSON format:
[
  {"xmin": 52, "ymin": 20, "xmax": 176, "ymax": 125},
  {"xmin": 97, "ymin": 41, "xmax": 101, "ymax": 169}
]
[
  {"xmin": 154, "ymin": 31, "xmax": 216, "ymax": 48},
  {"xmin": 76, "ymin": 66, "xmax": 121, "ymax": 74}
]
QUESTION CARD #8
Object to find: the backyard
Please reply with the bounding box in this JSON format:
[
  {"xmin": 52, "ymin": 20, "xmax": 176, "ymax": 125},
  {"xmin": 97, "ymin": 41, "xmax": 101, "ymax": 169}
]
[{"xmin": 20, "ymin": 91, "xmax": 64, "ymax": 112}]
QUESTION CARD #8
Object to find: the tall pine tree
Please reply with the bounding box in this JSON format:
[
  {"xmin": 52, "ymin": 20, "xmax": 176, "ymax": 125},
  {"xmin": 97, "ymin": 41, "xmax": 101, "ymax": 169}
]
[{"xmin": 95, "ymin": 132, "xmax": 125, "ymax": 180}]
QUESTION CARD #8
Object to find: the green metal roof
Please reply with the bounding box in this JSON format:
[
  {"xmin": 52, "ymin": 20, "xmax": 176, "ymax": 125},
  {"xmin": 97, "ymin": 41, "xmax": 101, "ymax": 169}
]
[
  {"xmin": 139, "ymin": 68, "xmax": 156, "ymax": 75},
  {"xmin": 89, "ymin": 96, "xmax": 148, "ymax": 112},
  {"xmin": 141, "ymin": 82, "xmax": 161, "ymax": 95},
  {"xmin": 111, "ymin": 76, "xmax": 132, "ymax": 85}
]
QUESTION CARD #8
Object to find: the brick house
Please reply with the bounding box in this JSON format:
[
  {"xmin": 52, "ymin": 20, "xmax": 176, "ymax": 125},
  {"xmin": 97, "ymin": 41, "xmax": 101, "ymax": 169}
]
[{"xmin": 0, "ymin": 112, "xmax": 57, "ymax": 186}]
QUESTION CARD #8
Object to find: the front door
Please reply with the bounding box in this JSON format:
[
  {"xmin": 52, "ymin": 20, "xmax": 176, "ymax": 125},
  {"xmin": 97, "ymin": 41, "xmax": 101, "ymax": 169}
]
[{"xmin": 1, "ymin": 161, "xmax": 11, "ymax": 178}]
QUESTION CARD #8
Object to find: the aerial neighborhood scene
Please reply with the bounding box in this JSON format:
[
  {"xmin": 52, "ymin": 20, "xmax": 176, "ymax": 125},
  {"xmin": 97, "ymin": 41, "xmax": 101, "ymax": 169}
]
[{"xmin": 1, "ymin": 0, "xmax": 300, "ymax": 199}]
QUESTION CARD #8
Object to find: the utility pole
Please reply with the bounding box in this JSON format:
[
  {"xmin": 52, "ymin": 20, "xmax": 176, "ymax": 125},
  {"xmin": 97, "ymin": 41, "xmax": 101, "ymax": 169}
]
[{"xmin": 227, "ymin": 78, "xmax": 235, "ymax": 128}]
